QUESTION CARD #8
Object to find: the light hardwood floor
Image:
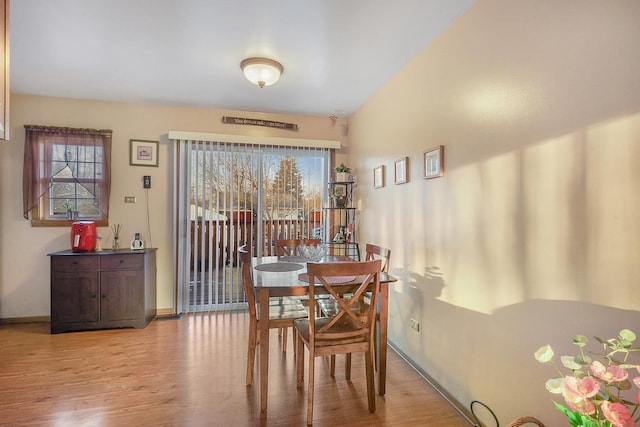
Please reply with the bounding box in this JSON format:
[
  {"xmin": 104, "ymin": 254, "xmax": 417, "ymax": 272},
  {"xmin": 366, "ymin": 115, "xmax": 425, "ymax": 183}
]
[{"xmin": 0, "ymin": 312, "xmax": 470, "ymax": 426}]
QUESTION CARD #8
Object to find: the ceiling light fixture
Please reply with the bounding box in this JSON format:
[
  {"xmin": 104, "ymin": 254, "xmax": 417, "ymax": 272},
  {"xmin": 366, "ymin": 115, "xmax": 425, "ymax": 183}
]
[{"xmin": 240, "ymin": 57, "xmax": 283, "ymax": 88}]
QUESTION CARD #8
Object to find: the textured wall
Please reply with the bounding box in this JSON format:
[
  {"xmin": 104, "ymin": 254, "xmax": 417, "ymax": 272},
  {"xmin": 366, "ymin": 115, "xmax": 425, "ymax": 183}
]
[{"xmin": 349, "ymin": 0, "xmax": 640, "ymax": 423}]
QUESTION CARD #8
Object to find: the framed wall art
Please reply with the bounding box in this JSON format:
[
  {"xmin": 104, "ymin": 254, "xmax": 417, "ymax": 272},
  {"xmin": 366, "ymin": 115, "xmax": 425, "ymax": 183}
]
[
  {"xmin": 394, "ymin": 157, "xmax": 408, "ymax": 184},
  {"xmin": 130, "ymin": 139, "xmax": 159, "ymax": 167},
  {"xmin": 373, "ymin": 165, "xmax": 384, "ymax": 188},
  {"xmin": 423, "ymin": 145, "xmax": 444, "ymax": 179}
]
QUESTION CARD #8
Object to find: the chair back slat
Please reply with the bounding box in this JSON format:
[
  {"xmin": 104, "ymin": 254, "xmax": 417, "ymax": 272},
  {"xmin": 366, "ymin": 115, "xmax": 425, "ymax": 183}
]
[
  {"xmin": 365, "ymin": 243, "xmax": 391, "ymax": 273},
  {"xmin": 275, "ymin": 238, "xmax": 321, "ymax": 256}
]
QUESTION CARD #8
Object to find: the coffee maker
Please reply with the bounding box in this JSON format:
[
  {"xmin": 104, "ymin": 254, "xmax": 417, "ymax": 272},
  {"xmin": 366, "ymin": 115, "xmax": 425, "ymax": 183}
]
[{"xmin": 71, "ymin": 221, "xmax": 97, "ymax": 252}]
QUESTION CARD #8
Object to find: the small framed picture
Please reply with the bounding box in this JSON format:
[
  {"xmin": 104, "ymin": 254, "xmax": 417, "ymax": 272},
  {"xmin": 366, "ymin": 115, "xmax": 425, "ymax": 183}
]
[
  {"xmin": 423, "ymin": 145, "xmax": 444, "ymax": 179},
  {"xmin": 394, "ymin": 157, "xmax": 408, "ymax": 184},
  {"xmin": 130, "ymin": 139, "xmax": 159, "ymax": 167},
  {"xmin": 373, "ymin": 165, "xmax": 384, "ymax": 188}
]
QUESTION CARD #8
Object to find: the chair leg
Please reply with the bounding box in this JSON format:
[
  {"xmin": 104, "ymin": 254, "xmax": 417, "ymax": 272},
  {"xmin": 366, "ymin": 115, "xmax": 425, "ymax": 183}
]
[
  {"xmin": 282, "ymin": 327, "xmax": 288, "ymax": 353},
  {"xmin": 246, "ymin": 319, "xmax": 257, "ymax": 386},
  {"xmin": 296, "ymin": 334, "xmax": 305, "ymax": 388},
  {"xmin": 330, "ymin": 355, "xmax": 335, "ymax": 377},
  {"xmin": 306, "ymin": 349, "xmax": 315, "ymax": 426},
  {"xmin": 345, "ymin": 353, "xmax": 352, "ymax": 380},
  {"xmin": 374, "ymin": 316, "xmax": 379, "ymax": 370},
  {"xmin": 292, "ymin": 329, "xmax": 298, "ymax": 358},
  {"xmin": 365, "ymin": 346, "xmax": 376, "ymax": 413}
]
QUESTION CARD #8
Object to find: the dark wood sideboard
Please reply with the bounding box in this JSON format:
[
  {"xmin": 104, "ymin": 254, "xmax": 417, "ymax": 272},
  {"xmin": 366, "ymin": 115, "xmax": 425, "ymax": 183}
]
[{"xmin": 48, "ymin": 248, "xmax": 157, "ymax": 334}]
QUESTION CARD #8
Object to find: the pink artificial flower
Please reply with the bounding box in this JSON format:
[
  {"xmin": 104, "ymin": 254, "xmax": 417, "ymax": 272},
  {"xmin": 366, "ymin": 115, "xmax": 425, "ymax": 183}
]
[
  {"xmin": 601, "ymin": 401, "xmax": 635, "ymax": 427},
  {"xmin": 561, "ymin": 376, "xmax": 600, "ymax": 415},
  {"xmin": 562, "ymin": 375, "xmax": 600, "ymax": 402},
  {"xmin": 564, "ymin": 396, "xmax": 595, "ymax": 415},
  {"xmin": 591, "ymin": 360, "xmax": 628, "ymax": 383}
]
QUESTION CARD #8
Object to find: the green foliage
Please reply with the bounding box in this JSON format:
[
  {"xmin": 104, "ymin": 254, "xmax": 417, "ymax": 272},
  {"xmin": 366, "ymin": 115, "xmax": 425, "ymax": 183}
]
[
  {"xmin": 555, "ymin": 402, "xmax": 613, "ymax": 427},
  {"xmin": 334, "ymin": 162, "xmax": 350, "ymax": 173},
  {"xmin": 61, "ymin": 200, "xmax": 74, "ymax": 212}
]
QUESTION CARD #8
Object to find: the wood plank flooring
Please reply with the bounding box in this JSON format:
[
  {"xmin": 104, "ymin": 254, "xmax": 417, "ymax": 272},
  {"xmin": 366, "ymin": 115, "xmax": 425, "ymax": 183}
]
[{"xmin": 0, "ymin": 312, "xmax": 470, "ymax": 426}]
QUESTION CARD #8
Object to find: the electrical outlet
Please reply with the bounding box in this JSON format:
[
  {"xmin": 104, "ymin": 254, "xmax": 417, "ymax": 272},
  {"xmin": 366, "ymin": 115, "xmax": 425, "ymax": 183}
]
[
  {"xmin": 143, "ymin": 175, "xmax": 151, "ymax": 189},
  {"xmin": 410, "ymin": 318, "xmax": 420, "ymax": 332},
  {"xmin": 124, "ymin": 196, "xmax": 136, "ymax": 203}
]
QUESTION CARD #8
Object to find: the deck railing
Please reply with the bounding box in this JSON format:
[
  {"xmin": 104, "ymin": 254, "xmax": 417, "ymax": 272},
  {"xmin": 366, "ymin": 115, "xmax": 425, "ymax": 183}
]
[{"xmin": 190, "ymin": 218, "xmax": 322, "ymax": 269}]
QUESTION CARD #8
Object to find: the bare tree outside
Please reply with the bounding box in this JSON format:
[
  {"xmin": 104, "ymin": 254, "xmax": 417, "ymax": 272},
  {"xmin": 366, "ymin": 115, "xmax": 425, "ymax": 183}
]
[{"xmin": 191, "ymin": 149, "xmax": 322, "ymax": 221}]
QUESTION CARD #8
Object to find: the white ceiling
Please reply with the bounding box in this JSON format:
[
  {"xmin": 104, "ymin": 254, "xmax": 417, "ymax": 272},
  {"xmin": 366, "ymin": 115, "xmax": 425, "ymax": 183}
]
[{"xmin": 10, "ymin": 0, "xmax": 475, "ymax": 118}]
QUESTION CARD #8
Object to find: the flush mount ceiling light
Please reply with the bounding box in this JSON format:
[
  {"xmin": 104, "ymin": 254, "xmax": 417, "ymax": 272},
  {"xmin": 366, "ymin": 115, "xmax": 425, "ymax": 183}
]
[{"xmin": 240, "ymin": 57, "xmax": 283, "ymax": 88}]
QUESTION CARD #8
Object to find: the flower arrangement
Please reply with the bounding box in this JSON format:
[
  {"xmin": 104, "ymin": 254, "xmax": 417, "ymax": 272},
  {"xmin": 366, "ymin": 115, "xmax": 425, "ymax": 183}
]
[{"xmin": 534, "ymin": 329, "xmax": 640, "ymax": 427}]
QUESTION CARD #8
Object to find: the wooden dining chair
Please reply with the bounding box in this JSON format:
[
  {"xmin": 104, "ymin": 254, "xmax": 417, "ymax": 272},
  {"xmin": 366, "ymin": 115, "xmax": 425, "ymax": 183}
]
[
  {"xmin": 238, "ymin": 245, "xmax": 308, "ymax": 386},
  {"xmin": 274, "ymin": 238, "xmax": 321, "ymax": 256},
  {"xmin": 318, "ymin": 243, "xmax": 391, "ymax": 376},
  {"xmin": 294, "ymin": 259, "xmax": 382, "ymax": 425},
  {"xmin": 273, "ymin": 238, "xmax": 322, "ymax": 336},
  {"xmin": 364, "ymin": 243, "xmax": 391, "ymax": 273}
]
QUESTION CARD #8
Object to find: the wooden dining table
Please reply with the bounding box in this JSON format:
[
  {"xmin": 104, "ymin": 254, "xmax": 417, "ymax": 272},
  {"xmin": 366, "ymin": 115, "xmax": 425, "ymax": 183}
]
[{"xmin": 251, "ymin": 254, "xmax": 397, "ymax": 412}]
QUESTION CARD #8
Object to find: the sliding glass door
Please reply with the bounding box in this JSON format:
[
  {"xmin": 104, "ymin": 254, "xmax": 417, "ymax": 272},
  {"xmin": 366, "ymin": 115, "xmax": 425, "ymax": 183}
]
[{"xmin": 174, "ymin": 140, "xmax": 329, "ymax": 313}]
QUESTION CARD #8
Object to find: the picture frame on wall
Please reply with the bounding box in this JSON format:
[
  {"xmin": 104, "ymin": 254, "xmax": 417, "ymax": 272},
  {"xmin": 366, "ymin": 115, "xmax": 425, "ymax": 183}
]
[
  {"xmin": 130, "ymin": 139, "xmax": 159, "ymax": 167},
  {"xmin": 373, "ymin": 165, "xmax": 384, "ymax": 188},
  {"xmin": 394, "ymin": 157, "xmax": 408, "ymax": 184},
  {"xmin": 423, "ymin": 145, "xmax": 444, "ymax": 179}
]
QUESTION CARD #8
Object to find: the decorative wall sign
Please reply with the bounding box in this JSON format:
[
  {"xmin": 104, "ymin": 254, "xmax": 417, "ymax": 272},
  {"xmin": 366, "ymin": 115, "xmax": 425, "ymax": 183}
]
[
  {"xmin": 423, "ymin": 145, "xmax": 444, "ymax": 179},
  {"xmin": 130, "ymin": 139, "xmax": 159, "ymax": 167},
  {"xmin": 221, "ymin": 116, "xmax": 299, "ymax": 131}
]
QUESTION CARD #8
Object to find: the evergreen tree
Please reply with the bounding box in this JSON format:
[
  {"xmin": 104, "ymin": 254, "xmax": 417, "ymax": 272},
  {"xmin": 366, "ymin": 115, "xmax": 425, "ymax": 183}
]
[{"xmin": 268, "ymin": 156, "xmax": 304, "ymax": 219}]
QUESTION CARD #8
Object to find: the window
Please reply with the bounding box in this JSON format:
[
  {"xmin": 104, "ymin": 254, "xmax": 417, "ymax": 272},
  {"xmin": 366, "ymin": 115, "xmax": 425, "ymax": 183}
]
[{"xmin": 23, "ymin": 125, "xmax": 112, "ymax": 226}]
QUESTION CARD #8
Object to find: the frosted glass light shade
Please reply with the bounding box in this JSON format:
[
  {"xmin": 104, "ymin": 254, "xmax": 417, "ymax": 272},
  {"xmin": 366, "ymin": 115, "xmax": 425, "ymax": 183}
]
[{"xmin": 241, "ymin": 57, "xmax": 283, "ymax": 88}]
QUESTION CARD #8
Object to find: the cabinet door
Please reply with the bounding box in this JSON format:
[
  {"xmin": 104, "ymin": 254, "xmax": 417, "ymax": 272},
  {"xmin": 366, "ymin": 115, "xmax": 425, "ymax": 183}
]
[
  {"xmin": 51, "ymin": 271, "xmax": 99, "ymax": 323},
  {"xmin": 100, "ymin": 270, "xmax": 144, "ymax": 321}
]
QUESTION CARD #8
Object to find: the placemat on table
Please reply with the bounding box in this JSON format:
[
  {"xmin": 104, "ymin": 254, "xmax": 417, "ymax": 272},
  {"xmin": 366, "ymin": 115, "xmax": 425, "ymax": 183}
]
[
  {"xmin": 279, "ymin": 255, "xmax": 307, "ymax": 263},
  {"xmin": 297, "ymin": 273, "xmax": 356, "ymax": 284},
  {"xmin": 255, "ymin": 262, "xmax": 304, "ymax": 272}
]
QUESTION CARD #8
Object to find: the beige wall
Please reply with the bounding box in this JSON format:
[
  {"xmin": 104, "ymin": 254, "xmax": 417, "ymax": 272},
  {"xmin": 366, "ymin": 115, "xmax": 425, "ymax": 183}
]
[
  {"xmin": 350, "ymin": 0, "xmax": 640, "ymax": 424},
  {"xmin": 0, "ymin": 95, "xmax": 347, "ymax": 318}
]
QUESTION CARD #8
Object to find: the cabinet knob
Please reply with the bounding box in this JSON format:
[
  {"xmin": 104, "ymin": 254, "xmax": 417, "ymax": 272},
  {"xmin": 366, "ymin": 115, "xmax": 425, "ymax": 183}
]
[
  {"xmin": 91, "ymin": 294, "xmax": 97, "ymax": 299},
  {"xmin": 119, "ymin": 260, "xmax": 125, "ymax": 264}
]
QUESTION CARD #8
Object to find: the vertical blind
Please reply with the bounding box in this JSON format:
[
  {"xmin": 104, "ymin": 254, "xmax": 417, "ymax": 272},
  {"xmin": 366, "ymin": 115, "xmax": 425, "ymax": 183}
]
[{"xmin": 172, "ymin": 135, "xmax": 331, "ymax": 313}]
